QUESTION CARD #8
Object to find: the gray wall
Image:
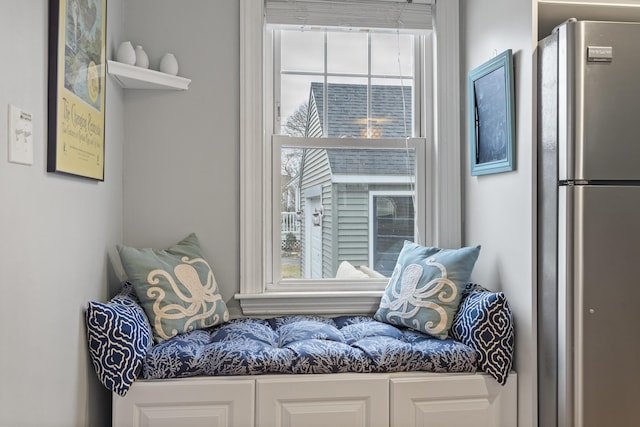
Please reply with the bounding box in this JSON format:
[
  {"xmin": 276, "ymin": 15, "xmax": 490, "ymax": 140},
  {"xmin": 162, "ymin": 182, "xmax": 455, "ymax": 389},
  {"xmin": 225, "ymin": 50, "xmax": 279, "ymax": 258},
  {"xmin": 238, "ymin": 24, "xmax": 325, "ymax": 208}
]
[
  {"xmin": 0, "ymin": 1, "xmax": 125, "ymax": 426},
  {"xmin": 119, "ymin": 0, "xmax": 241, "ymax": 315},
  {"xmin": 461, "ymin": 0, "xmax": 536, "ymax": 426},
  {"xmin": 0, "ymin": 1, "xmax": 540, "ymax": 425}
]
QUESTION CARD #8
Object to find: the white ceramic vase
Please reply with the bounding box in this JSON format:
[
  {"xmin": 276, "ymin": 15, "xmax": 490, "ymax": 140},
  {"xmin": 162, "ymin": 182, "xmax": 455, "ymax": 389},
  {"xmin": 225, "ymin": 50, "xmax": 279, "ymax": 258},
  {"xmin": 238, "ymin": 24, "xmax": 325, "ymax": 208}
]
[
  {"xmin": 159, "ymin": 53, "xmax": 179, "ymax": 75},
  {"xmin": 134, "ymin": 45, "xmax": 149, "ymax": 68},
  {"xmin": 116, "ymin": 41, "xmax": 136, "ymax": 65}
]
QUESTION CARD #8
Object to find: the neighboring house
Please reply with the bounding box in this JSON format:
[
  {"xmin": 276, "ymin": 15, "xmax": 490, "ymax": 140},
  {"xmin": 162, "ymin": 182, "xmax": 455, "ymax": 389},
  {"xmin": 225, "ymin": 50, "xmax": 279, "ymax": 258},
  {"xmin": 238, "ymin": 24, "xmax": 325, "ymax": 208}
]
[
  {"xmin": 306, "ymin": 82, "xmax": 411, "ymax": 138},
  {"xmin": 298, "ymin": 83, "xmax": 415, "ymax": 278}
]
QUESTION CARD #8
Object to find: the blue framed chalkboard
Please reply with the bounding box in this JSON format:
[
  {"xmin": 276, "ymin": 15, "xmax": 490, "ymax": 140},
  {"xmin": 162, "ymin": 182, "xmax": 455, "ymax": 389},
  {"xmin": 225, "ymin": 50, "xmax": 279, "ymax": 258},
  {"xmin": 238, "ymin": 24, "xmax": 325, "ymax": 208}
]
[{"xmin": 468, "ymin": 49, "xmax": 515, "ymax": 176}]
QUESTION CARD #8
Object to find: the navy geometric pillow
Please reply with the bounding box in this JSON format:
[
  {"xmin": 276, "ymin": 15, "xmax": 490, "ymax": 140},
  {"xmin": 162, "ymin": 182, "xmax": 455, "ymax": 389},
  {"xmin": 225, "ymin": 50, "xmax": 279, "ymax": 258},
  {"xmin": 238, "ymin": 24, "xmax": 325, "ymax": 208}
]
[
  {"xmin": 451, "ymin": 286, "xmax": 514, "ymax": 385},
  {"xmin": 85, "ymin": 282, "xmax": 153, "ymax": 396}
]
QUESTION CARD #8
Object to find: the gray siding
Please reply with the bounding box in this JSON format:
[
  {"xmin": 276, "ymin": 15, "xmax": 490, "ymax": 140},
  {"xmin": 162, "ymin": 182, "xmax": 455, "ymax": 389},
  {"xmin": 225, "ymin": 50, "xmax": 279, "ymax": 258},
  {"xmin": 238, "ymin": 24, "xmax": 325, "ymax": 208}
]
[
  {"xmin": 299, "ymin": 148, "xmax": 332, "ymax": 277},
  {"xmin": 334, "ymin": 184, "xmax": 370, "ymax": 273},
  {"xmin": 321, "ymin": 184, "xmax": 333, "ymax": 278},
  {"xmin": 300, "ymin": 148, "xmax": 331, "ymax": 189},
  {"xmin": 334, "ymin": 183, "xmax": 415, "ymax": 275}
]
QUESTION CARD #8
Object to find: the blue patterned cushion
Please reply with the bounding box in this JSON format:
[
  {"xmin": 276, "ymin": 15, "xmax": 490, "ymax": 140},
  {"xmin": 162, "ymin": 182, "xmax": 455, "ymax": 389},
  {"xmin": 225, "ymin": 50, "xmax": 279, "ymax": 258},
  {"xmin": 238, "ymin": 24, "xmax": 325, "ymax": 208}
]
[
  {"xmin": 118, "ymin": 233, "xmax": 229, "ymax": 343},
  {"xmin": 374, "ymin": 241, "xmax": 481, "ymax": 339},
  {"xmin": 85, "ymin": 283, "xmax": 153, "ymax": 396},
  {"xmin": 142, "ymin": 316, "xmax": 477, "ymax": 380},
  {"xmin": 451, "ymin": 285, "xmax": 514, "ymax": 385}
]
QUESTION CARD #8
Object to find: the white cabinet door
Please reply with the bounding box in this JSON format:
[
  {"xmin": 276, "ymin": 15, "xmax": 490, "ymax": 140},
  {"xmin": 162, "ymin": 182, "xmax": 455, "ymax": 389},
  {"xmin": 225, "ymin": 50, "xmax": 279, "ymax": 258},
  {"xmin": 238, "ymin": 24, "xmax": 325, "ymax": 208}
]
[
  {"xmin": 256, "ymin": 374, "xmax": 389, "ymax": 427},
  {"xmin": 390, "ymin": 373, "xmax": 517, "ymax": 427},
  {"xmin": 113, "ymin": 378, "xmax": 255, "ymax": 427}
]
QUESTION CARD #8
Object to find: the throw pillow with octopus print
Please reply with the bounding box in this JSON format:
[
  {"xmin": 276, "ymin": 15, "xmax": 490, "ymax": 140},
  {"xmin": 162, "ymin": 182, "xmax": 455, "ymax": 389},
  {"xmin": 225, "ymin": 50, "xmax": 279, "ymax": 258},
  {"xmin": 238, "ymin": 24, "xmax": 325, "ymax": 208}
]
[
  {"xmin": 374, "ymin": 241, "xmax": 480, "ymax": 339},
  {"xmin": 118, "ymin": 233, "xmax": 229, "ymax": 343}
]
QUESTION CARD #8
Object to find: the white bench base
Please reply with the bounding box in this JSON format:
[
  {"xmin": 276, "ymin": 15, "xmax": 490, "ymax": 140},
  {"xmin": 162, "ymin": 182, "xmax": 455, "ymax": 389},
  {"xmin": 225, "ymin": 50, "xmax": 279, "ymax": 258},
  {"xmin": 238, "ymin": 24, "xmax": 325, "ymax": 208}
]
[{"xmin": 113, "ymin": 371, "xmax": 517, "ymax": 427}]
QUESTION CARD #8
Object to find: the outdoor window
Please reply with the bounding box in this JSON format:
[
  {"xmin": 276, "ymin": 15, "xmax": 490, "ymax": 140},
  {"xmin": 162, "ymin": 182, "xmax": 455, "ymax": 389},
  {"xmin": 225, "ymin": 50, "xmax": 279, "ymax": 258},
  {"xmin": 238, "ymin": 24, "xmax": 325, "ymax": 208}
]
[
  {"xmin": 238, "ymin": 0, "xmax": 461, "ymax": 315},
  {"xmin": 271, "ymin": 20, "xmax": 427, "ymax": 285},
  {"xmin": 370, "ymin": 192, "xmax": 415, "ymax": 276}
]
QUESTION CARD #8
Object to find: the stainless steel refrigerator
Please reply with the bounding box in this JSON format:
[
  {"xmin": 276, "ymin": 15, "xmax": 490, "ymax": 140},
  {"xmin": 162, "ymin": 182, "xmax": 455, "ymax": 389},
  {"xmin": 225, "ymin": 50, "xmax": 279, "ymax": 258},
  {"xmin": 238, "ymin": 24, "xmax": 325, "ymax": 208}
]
[{"xmin": 538, "ymin": 19, "xmax": 640, "ymax": 427}]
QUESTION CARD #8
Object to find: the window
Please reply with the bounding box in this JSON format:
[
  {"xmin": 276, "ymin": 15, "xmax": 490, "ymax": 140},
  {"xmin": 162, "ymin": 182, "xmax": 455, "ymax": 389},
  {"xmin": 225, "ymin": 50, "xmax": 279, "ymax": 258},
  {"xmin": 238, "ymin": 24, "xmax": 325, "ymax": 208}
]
[
  {"xmin": 239, "ymin": 0, "xmax": 461, "ymax": 315},
  {"xmin": 272, "ymin": 22, "xmax": 425, "ymax": 285},
  {"xmin": 370, "ymin": 192, "xmax": 415, "ymax": 276}
]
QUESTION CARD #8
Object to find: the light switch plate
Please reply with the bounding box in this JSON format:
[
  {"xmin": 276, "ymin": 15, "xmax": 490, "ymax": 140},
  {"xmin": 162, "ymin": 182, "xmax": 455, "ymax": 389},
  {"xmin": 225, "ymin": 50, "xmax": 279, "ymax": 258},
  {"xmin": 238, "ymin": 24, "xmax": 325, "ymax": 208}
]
[{"xmin": 8, "ymin": 104, "xmax": 34, "ymax": 165}]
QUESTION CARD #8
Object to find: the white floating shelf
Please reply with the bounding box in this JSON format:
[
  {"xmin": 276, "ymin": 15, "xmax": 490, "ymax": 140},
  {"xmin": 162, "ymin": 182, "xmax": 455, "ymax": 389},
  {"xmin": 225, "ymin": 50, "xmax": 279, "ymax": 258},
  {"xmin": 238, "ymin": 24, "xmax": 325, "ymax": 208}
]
[{"xmin": 107, "ymin": 60, "xmax": 191, "ymax": 90}]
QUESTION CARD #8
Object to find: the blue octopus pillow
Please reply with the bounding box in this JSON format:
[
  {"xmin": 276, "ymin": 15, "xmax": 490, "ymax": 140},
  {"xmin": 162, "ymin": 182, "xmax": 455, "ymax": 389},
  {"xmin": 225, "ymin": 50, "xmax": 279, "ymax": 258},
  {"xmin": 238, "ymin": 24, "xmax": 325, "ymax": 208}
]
[
  {"xmin": 118, "ymin": 233, "xmax": 229, "ymax": 343},
  {"xmin": 86, "ymin": 283, "xmax": 153, "ymax": 396},
  {"xmin": 374, "ymin": 241, "xmax": 480, "ymax": 339},
  {"xmin": 451, "ymin": 285, "xmax": 514, "ymax": 385}
]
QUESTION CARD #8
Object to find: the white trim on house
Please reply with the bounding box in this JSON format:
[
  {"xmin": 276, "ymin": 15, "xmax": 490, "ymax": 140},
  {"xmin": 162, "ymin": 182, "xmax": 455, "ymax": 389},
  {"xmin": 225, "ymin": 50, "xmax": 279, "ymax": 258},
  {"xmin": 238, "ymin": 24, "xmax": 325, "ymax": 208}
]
[
  {"xmin": 332, "ymin": 175, "xmax": 414, "ymax": 184},
  {"xmin": 237, "ymin": 0, "xmax": 461, "ymax": 315}
]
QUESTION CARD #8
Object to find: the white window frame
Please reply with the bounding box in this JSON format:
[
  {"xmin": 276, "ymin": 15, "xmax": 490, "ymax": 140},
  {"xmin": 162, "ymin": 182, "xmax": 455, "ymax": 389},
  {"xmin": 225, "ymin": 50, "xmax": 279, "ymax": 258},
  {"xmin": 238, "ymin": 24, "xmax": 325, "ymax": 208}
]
[{"xmin": 237, "ymin": 0, "xmax": 461, "ymax": 315}]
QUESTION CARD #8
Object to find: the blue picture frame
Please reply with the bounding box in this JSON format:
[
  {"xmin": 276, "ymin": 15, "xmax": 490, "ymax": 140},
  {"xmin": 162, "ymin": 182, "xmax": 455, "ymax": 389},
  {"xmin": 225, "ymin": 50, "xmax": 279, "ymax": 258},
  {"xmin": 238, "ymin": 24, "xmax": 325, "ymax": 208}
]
[{"xmin": 468, "ymin": 49, "xmax": 515, "ymax": 176}]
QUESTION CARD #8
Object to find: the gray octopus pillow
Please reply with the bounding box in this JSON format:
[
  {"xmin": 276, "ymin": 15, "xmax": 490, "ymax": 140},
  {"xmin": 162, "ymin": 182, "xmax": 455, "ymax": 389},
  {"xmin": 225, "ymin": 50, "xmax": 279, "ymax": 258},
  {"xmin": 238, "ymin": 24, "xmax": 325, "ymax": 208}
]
[
  {"xmin": 117, "ymin": 233, "xmax": 229, "ymax": 343},
  {"xmin": 374, "ymin": 241, "xmax": 480, "ymax": 339}
]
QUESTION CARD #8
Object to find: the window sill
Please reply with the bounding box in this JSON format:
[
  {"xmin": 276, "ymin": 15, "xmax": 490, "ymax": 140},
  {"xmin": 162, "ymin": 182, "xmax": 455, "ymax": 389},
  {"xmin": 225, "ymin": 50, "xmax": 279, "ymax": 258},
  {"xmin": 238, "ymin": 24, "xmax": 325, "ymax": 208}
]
[{"xmin": 235, "ymin": 291, "xmax": 384, "ymax": 316}]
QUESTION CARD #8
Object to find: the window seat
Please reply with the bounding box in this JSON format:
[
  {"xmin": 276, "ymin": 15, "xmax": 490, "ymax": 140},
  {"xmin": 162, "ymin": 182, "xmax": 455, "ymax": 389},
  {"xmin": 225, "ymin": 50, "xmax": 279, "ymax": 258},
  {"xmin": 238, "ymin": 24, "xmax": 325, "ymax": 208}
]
[{"xmin": 87, "ymin": 282, "xmax": 516, "ymax": 426}]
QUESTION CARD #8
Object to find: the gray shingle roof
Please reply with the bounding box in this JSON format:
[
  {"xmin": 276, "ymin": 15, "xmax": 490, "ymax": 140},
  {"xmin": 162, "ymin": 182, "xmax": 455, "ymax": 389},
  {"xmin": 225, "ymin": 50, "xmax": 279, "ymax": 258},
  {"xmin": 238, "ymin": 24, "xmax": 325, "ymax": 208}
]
[
  {"xmin": 326, "ymin": 148, "xmax": 415, "ymax": 175},
  {"xmin": 309, "ymin": 82, "xmax": 412, "ymax": 138},
  {"xmin": 305, "ymin": 83, "xmax": 415, "ymax": 176}
]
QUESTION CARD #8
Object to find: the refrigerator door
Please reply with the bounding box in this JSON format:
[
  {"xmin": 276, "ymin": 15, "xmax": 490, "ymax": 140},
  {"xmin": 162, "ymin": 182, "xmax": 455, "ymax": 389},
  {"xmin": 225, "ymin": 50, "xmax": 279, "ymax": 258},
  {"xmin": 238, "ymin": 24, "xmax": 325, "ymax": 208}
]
[
  {"xmin": 562, "ymin": 185, "xmax": 640, "ymax": 427},
  {"xmin": 560, "ymin": 21, "xmax": 640, "ymax": 181},
  {"xmin": 537, "ymin": 27, "xmax": 559, "ymax": 427}
]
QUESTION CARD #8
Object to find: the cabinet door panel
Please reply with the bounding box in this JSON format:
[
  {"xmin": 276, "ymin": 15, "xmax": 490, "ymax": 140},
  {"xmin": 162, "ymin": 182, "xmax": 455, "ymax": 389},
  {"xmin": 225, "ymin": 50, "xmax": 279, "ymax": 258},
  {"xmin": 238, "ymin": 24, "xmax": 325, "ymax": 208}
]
[
  {"xmin": 256, "ymin": 374, "xmax": 388, "ymax": 427},
  {"xmin": 113, "ymin": 378, "xmax": 254, "ymax": 427},
  {"xmin": 391, "ymin": 373, "xmax": 517, "ymax": 427}
]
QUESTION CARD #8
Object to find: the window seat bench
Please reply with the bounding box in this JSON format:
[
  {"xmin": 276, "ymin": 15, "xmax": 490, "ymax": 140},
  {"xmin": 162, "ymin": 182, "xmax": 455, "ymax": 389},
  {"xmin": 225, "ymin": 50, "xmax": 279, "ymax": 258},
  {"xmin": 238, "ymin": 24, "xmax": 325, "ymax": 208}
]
[
  {"xmin": 114, "ymin": 371, "xmax": 517, "ymax": 427},
  {"xmin": 87, "ymin": 283, "xmax": 516, "ymax": 427}
]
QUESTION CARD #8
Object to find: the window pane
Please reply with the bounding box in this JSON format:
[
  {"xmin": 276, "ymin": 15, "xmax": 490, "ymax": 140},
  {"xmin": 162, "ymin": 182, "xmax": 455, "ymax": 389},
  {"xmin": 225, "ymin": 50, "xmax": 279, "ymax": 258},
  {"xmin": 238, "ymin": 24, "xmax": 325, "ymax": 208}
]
[
  {"xmin": 370, "ymin": 79, "xmax": 413, "ymax": 138},
  {"xmin": 275, "ymin": 26, "xmax": 421, "ymax": 285},
  {"xmin": 325, "ymin": 77, "xmax": 369, "ymax": 138},
  {"xmin": 281, "ymin": 147, "xmax": 303, "ymax": 278},
  {"xmin": 281, "ymin": 29, "xmax": 324, "ymax": 73},
  {"xmin": 278, "ymin": 28, "xmax": 415, "ymax": 139},
  {"xmin": 327, "ymin": 31, "xmax": 368, "ymax": 75},
  {"xmin": 371, "ymin": 33, "xmax": 414, "ymax": 76},
  {"xmin": 279, "ymin": 146, "xmax": 416, "ymax": 280},
  {"xmin": 280, "ymin": 74, "xmax": 322, "ymax": 136}
]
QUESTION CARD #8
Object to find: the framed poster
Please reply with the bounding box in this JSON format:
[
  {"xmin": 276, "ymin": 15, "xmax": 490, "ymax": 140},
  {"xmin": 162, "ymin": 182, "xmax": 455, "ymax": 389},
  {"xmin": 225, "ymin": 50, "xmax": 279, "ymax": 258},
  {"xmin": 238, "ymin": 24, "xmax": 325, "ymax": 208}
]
[
  {"xmin": 48, "ymin": 0, "xmax": 107, "ymax": 181},
  {"xmin": 468, "ymin": 49, "xmax": 515, "ymax": 176}
]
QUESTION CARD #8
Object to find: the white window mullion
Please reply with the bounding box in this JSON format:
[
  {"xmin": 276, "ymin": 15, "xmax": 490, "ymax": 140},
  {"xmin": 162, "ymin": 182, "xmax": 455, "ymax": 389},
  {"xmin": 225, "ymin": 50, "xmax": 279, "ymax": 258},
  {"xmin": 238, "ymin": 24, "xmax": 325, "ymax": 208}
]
[
  {"xmin": 272, "ymin": 29, "xmax": 281, "ymax": 133},
  {"xmin": 272, "ymin": 136, "xmax": 284, "ymax": 287}
]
